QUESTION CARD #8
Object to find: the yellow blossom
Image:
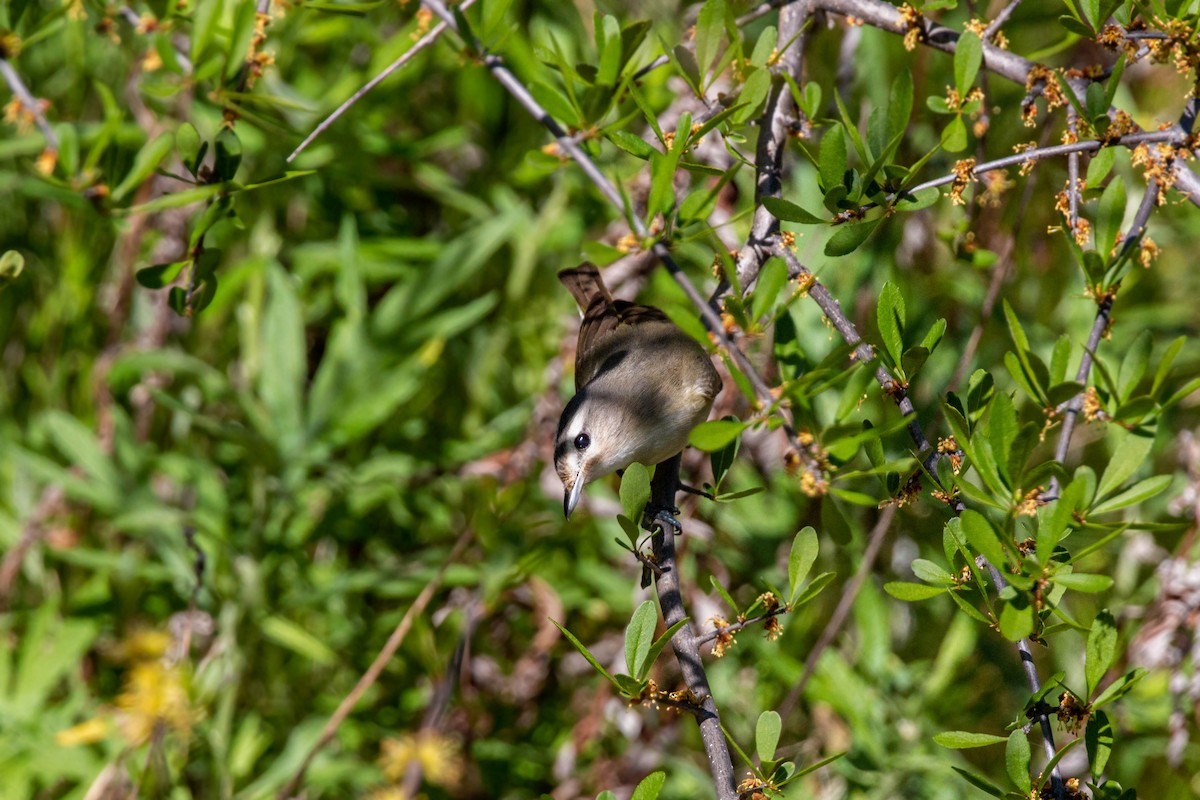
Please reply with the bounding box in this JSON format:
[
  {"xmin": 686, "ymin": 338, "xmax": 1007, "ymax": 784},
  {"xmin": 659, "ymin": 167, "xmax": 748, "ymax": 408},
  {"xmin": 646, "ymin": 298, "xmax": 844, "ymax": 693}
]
[{"xmin": 379, "ymin": 731, "xmax": 461, "ymax": 788}]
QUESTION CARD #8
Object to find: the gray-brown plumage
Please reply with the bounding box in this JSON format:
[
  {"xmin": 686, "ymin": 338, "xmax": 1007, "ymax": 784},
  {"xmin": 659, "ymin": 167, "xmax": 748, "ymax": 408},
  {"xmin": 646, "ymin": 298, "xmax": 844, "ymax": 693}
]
[{"xmin": 555, "ymin": 263, "xmax": 721, "ymax": 518}]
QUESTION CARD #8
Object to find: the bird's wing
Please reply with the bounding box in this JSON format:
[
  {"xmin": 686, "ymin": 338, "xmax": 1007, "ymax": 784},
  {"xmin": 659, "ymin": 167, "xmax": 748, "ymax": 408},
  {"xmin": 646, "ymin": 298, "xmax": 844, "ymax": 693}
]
[{"xmin": 559, "ymin": 263, "xmax": 668, "ymax": 387}]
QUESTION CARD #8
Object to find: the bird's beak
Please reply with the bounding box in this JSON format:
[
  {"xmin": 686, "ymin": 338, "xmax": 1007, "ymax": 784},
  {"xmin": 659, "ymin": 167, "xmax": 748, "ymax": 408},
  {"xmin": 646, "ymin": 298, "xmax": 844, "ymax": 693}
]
[{"xmin": 564, "ymin": 466, "xmax": 585, "ymax": 518}]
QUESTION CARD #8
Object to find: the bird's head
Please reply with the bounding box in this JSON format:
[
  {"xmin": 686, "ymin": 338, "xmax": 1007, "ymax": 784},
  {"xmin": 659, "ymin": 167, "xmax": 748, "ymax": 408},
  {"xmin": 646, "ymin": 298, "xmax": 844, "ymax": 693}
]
[{"xmin": 554, "ymin": 388, "xmax": 639, "ymax": 518}]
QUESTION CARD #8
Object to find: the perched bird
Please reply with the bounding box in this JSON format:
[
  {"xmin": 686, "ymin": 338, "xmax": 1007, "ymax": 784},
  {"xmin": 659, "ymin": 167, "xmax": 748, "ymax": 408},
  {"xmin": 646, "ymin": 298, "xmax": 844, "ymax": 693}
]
[{"xmin": 555, "ymin": 263, "xmax": 721, "ymax": 519}]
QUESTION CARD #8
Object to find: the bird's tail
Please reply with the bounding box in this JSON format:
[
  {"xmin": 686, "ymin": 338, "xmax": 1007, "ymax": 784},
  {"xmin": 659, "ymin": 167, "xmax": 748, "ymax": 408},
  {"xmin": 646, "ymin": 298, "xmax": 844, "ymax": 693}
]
[{"xmin": 558, "ymin": 263, "xmax": 610, "ymax": 313}]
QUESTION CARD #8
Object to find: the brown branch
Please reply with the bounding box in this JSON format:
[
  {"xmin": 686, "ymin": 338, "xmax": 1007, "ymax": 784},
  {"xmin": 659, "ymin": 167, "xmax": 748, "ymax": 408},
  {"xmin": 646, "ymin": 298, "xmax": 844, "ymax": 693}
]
[{"xmin": 276, "ymin": 528, "xmax": 473, "ymax": 800}]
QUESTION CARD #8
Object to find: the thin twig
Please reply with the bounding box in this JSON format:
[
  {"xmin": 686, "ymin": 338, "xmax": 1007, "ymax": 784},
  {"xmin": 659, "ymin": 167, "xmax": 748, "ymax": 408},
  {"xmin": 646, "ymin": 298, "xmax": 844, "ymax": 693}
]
[
  {"xmin": 0, "ymin": 57, "xmax": 58, "ymax": 151},
  {"xmin": 276, "ymin": 528, "xmax": 473, "ymax": 800},
  {"xmin": 696, "ymin": 607, "xmax": 789, "ymax": 646},
  {"xmin": 949, "ymin": 123, "xmax": 1053, "ymax": 391},
  {"xmin": 288, "ymin": 0, "xmax": 475, "ymax": 163},
  {"xmin": 983, "ymin": 0, "xmax": 1023, "ymax": 39}
]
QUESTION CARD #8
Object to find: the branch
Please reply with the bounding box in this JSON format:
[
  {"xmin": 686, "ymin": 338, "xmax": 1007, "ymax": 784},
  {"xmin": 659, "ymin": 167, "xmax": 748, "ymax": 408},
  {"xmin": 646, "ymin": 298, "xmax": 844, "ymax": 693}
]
[
  {"xmin": 769, "ymin": 244, "xmax": 955, "ymax": 501},
  {"xmin": 695, "ymin": 606, "xmax": 789, "ymax": 646},
  {"xmin": 287, "ymin": 1, "xmax": 474, "ymax": 163},
  {"xmin": 724, "ymin": 2, "xmax": 814, "ymax": 297},
  {"xmin": 0, "ymin": 57, "xmax": 58, "ymax": 152},
  {"xmin": 984, "ymin": 561, "xmax": 1064, "ymax": 797},
  {"xmin": 276, "ymin": 528, "xmax": 473, "ymax": 800},
  {"xmin": 648, "ymin": 456, "xmax": 737, "ymax": 800}
]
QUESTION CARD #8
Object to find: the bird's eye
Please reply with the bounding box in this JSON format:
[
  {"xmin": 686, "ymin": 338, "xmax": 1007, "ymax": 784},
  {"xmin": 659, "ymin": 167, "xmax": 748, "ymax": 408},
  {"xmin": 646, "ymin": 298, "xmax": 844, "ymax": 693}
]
[{"xmin": 574, "ymin": 433, "xmax": 590, "ymax": 450}]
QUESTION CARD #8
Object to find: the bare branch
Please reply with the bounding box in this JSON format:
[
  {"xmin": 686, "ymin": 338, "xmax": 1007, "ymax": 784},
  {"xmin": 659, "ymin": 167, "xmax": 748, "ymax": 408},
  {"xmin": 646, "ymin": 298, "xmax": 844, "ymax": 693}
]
[
  {"xmin": 288, "ymin": 1, "xmax": 475, "ymax": 163},
  {"xmin": 0, "ymin": 57, "xmax": 58, "ymax": 152}
]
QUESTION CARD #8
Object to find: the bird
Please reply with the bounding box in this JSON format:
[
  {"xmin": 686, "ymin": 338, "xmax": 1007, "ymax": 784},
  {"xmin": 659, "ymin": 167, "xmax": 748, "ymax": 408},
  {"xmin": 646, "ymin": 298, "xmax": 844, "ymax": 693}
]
[{"xmin": 554, "ymin": 263, "xmax": 722, "ymax": 521}]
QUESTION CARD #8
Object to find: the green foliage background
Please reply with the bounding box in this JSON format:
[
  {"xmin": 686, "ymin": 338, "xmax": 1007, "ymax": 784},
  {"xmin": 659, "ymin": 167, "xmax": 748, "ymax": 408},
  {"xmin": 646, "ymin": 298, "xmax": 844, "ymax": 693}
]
[{"xmin": 1, "ymin": 0, "xmax": 1199, "ymax": 798}]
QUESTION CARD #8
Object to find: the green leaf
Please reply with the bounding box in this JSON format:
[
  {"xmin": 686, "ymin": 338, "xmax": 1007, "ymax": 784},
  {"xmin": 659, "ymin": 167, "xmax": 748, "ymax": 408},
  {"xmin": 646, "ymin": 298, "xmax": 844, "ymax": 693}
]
[
  {"xmin": 1151, "ymin": 336, "xmax": 1185, "ymax": 397},
  {"xmin": 1086, "ymin": 147, "xmax": 1115, "ymax": 185},
  {"xmin": 625, "ymin": 600, "xmax": 657, "ymax": 677},
  {"xmin": 876, "ymin": 280, "xmax": 905, "ymax": 366},
  {"xmin": 818, "ymin": 126, "xmax": 848, "ymax": 193},
  {"xmin": 733, "ymin": 68, "xmax": 772, "ymax": 123},
  {"xmin": 642, "ymin": 618, "xmax": 689, "ymax": 680},
  {"xmin": 609, "ymin": 128, "xmax": 657, "ymax": 158},
  {"xmin": 788, "ymin": 527, "xmax": 819, "ymax": 603},
  {"xmin": 214, "ymin": 128, "xmax": 242, "ymax": 181},
  {"xmin": 689, "ymin": 419, "xmax": 747, "ymax": 451},
  {"xmin": 136, "ymin": 261, "xmax": 188, "ymax": 289},
  {"xmin": 631, "ymin": 771, "xmax": 666, "ymax": 800},
  {"xmin": 824, "ymin": 219, "xmax": 878, "ymax": 257},
  {"xmin": 961, "ymin": 510, "xmax": 1007, "ymax": 571},
  {"xmin": 596, "ymin": 14, "xmax": 622, "ymax": 86},
  {"xmin": 112, "ymin": 132, "xmax": 175, "ymax": 202},
  {"xmin": 551, "ymin": 620, "xmax": 618, "ymax": 688},
  {"xmin": 998, "ymin": 591, "xmax": 1034, "ymax": 641},
  {"xmin": 1096, "ymin": 177, "xmax": 1126, "ymax": 261},
  {"xmin": 1095, "ymin": 431, "xmax": 1153, "ymax": 502},
  {"xmin": 940, "ymin": 115, "xmax": 968, "ymax": 152},
  {"xmin": 710, "ymin": 575, "xmax": 739, "ymax": 613},
  {"xmin": 261, "ymin": 616, "xmax": 336, "ymax": 665},
  {"xmin": 1086, "ymin": 609, "xmax": 1117, "ymax": 698},
  {"xmin": 694, "ymin": 0, "xmax": 726, "ymax": 80},
  {"xmin": 912, "ymin": 559, "xmax": 956, "ymax": 586},
  {"xmin": 756, "ymin": 710, "xmax": 782, "ymax": 763},
  {"xmin": 175, "ymin": 122, "xmax": 202, "ymax": 175},
  {"xmin": 531, "ymin": 81, "xmax": 579, "ymax": 126},
  {"xmin": 620, "ymin": 463, "xmax": 652, "ymax": 524},
  {"xmin": 791, "ymin": 571, "xmax": 835, "ymax": 605},
  {"xmin": 1091, "ymin": 474, "xmax": 1172, "ymax": 515},
  {"xmin": 949, "ymin": 767, "xmax": 1005, "ymax": 798},
  {"xmin": 954, "ymin": 32, "xmax": 983, "ymax": 95},
  {"xmin": 749, "ymin": 25, "xmax": 777, "ymax": 68},
  {"xmin": 1092, "ymin": 667, "xmax": 1146, "ymax": 708},
  {"xmin": 1006, "ymin": 731, "xmax": 1032, "ymax": 794},
  {"xmin": 762, "ymin": 196, "xmax": 825, "ymax": 224},
  {"xmin": 751, "ymin": 257, "xmax": 788, "ymax": 321},
  {"xmin": 1054, "ymin": 572, "xmax": 1114, "ymax": 593},
  {"xmin": 934, "ymin": 731, "xmax": 1008, "ymax": 749},
  {"xmin": 259, "ymin": 266, "xmax": 306, "ymax": 452},
  {"xmin": 1086, "ymin": 711, "xmax": 1113, "ymax": 780},
  {"xmin": 887, "ymin": 70, "xmax": 914, "ymax": 142},
  {"xmin": 884, "ymin": 581, "xmax": 946, "ymax": 601},
  {"xmin": 1117, "ymin": 330, "xmax": 1152, "ymax": 403},
  {"xmin": 40, "ymin": 410, "xmax": 120, "ymax": 495}
]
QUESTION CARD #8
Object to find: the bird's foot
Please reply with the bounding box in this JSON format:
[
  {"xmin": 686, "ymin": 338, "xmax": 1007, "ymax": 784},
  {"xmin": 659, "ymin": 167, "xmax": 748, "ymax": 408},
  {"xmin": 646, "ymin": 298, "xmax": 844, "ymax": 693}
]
[{"xmin": 642, "ymin": 503, "xmax": 682, "ymax": 534}]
